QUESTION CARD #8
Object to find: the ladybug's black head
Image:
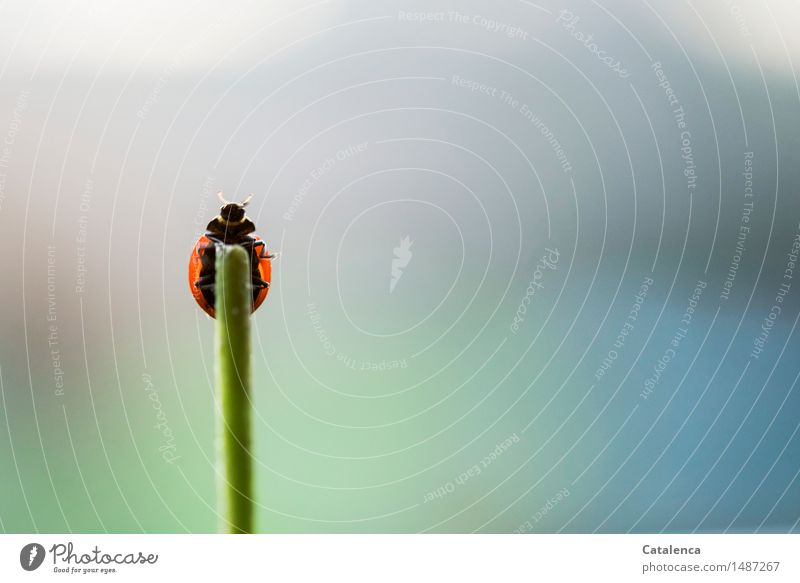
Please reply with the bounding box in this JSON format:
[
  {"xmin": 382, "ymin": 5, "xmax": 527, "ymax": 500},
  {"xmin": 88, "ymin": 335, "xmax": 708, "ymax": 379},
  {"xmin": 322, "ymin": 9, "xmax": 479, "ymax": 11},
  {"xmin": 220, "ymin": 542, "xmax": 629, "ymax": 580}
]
[
  {"xmin": 220, "ymin": 202, "xmax": 247, "ymax": 223},
  {"xmin": 217, "ymin": 191, "xmax": 253, "ymax": 223},
  {"xmin": 206, "ymin": 191, "xmax": 257, "ymax": 243}
]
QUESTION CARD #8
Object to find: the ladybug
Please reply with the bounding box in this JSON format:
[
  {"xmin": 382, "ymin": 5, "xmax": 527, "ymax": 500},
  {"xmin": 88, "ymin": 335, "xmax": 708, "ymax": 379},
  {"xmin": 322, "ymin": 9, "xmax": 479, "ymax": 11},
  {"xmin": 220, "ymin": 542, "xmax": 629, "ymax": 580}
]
[{"xmin": 189, "ymin": 192, "xmax": 274, "ymax": 318}]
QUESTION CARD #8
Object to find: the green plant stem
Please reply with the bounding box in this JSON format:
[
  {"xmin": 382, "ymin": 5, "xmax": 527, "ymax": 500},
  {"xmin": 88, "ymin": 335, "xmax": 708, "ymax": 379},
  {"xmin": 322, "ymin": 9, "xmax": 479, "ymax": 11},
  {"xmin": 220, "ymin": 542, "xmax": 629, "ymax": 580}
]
[{"xmin": 215, "ymin": 244, "xmax": 254, "ymax": 533}]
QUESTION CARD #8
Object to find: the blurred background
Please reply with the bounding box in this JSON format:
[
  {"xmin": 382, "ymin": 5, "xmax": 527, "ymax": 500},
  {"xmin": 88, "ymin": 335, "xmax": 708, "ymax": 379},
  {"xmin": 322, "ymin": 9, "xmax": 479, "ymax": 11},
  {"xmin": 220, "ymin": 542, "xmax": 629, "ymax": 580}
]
[{"xmin": 1, "ymin": 0, "xmax": 799, "ymax": 533}]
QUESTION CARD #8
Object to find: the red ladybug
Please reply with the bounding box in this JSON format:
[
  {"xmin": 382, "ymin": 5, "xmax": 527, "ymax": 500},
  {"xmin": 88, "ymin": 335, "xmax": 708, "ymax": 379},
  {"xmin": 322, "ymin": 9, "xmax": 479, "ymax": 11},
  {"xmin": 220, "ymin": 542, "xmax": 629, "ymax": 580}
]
[{"xmin": 189, "ymin": 192, "xmax": 274, "ymax": 318}]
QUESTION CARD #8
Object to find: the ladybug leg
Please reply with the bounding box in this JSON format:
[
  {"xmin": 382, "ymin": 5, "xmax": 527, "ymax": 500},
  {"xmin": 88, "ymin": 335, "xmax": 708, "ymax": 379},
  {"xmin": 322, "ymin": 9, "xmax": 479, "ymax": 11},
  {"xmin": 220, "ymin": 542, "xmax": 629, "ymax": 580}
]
[
  {"xmin": 195, "ymin": 274, "xmax": 215, "ymax": 289},
  {"xmin": 252, "ymin": 277, "xmax": 270, "ymax": 289},
  {"xmin": 247, "ymin": 239, "xmax": 276, "ymax": 260}
]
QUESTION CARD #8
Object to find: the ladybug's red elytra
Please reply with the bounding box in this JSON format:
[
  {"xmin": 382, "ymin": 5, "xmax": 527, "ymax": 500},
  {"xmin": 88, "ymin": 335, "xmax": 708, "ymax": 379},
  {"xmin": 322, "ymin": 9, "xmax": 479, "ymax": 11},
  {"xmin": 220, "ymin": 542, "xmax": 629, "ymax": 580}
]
[{"xmin": 189, "ymin": 191, "xmax": 274, "ymax": 319}]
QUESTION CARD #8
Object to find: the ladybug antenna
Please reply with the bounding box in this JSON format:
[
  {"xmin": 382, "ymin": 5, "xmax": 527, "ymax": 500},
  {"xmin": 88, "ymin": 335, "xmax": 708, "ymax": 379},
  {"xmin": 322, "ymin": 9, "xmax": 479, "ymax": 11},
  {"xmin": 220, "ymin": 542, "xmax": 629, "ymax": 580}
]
[{"xmin": 217, "ymin": 191, "xmax": 253, "ymax": 207}]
